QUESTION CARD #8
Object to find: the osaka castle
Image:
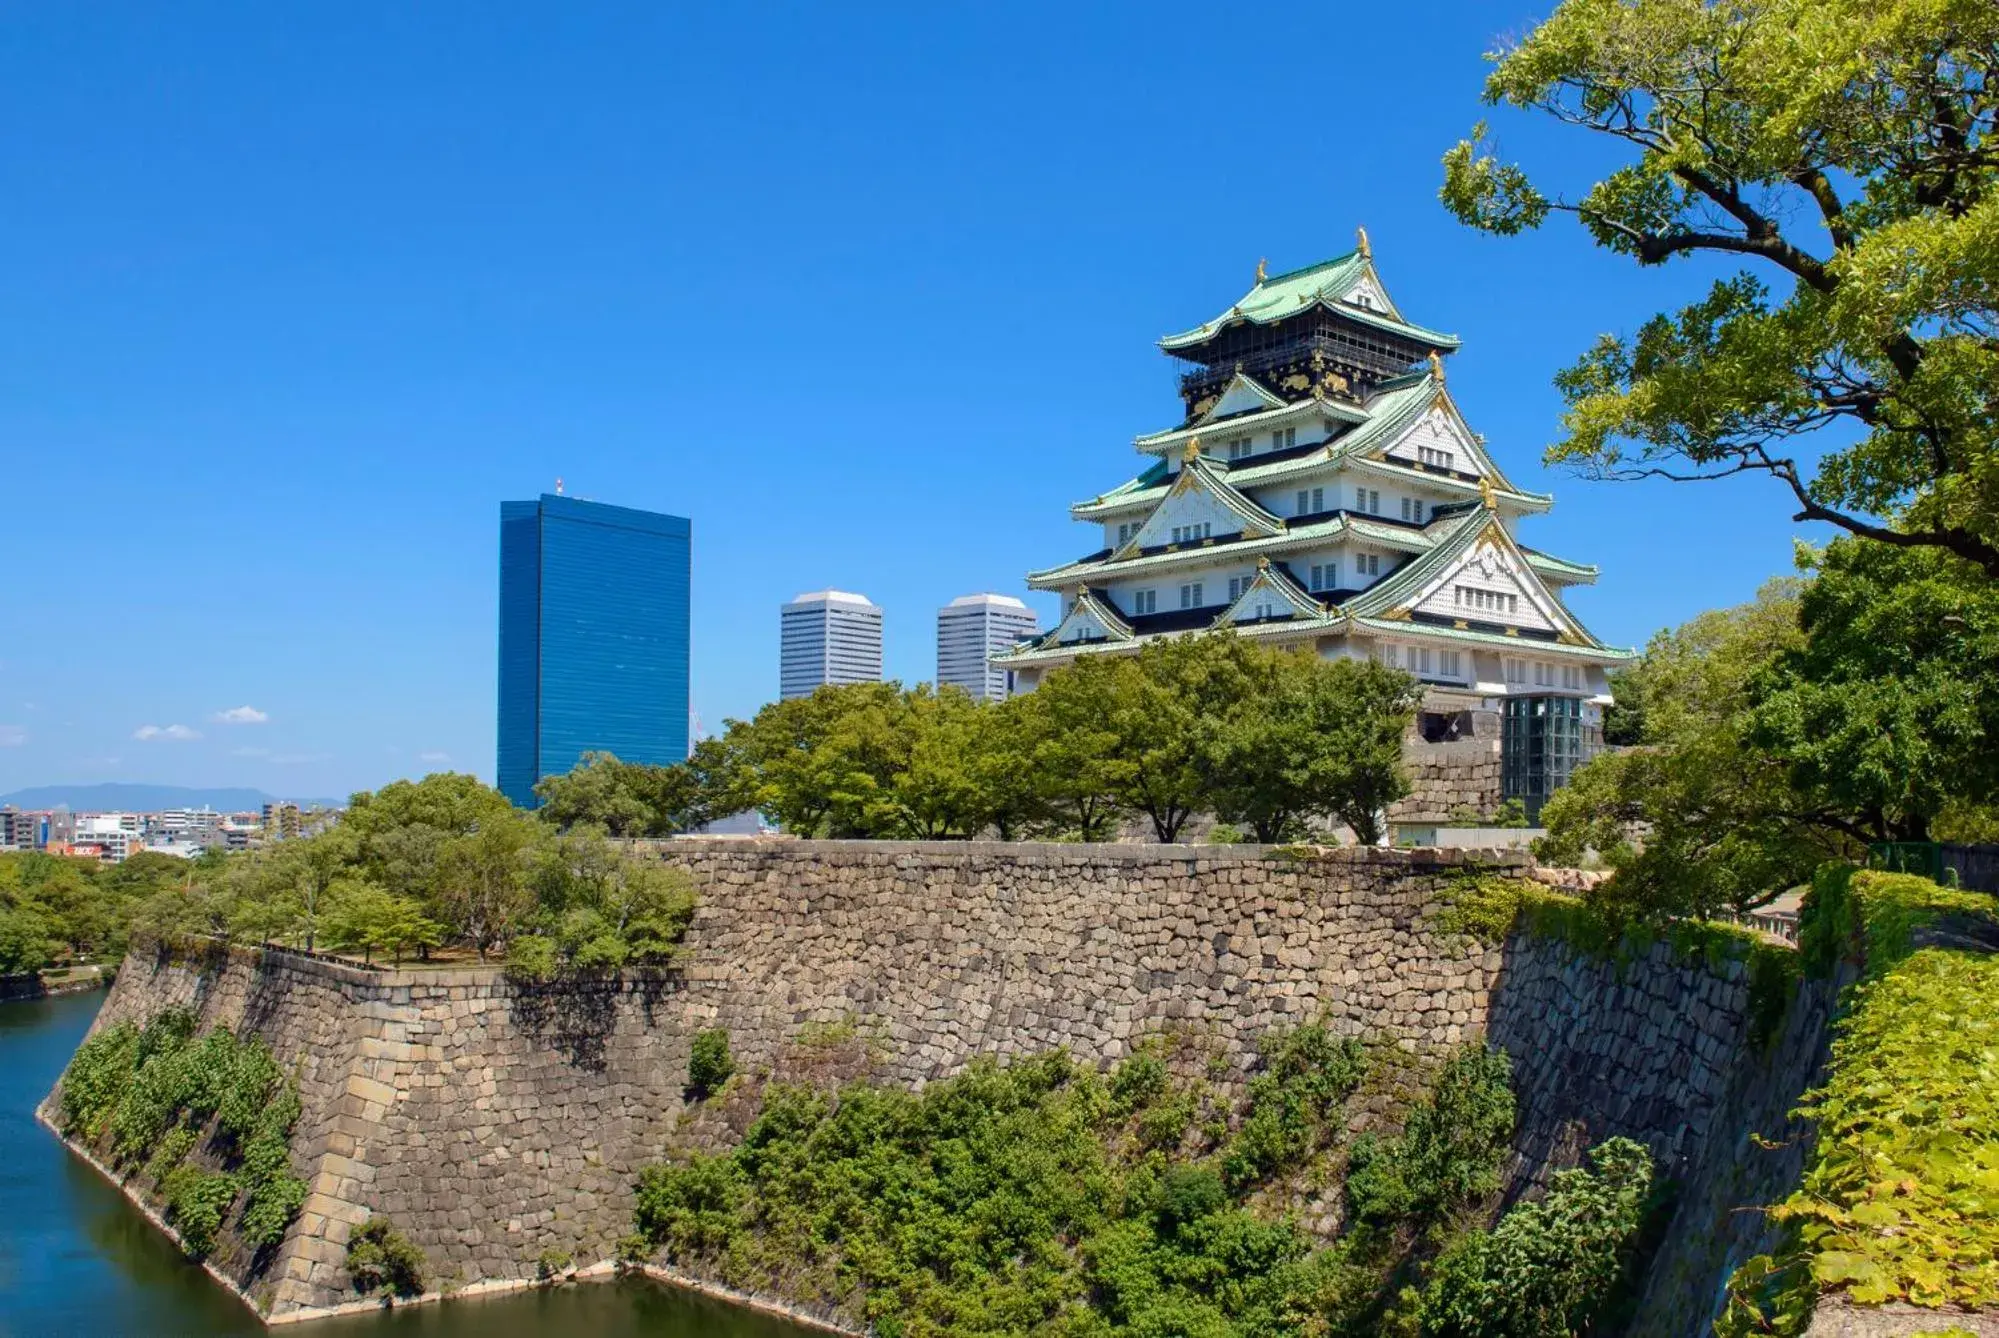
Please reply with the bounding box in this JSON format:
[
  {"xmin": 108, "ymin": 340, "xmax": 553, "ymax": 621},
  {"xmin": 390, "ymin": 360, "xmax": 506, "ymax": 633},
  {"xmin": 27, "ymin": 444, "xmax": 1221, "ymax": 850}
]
[{"xmin": 995, "ymin": 233, "xmax": 1632, "ymax": 823}]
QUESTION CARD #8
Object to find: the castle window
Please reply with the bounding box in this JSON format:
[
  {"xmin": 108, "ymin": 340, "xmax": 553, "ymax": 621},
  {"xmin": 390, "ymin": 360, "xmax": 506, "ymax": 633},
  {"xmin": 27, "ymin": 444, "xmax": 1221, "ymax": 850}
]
[
  {"xmin": 1358, "ymin": 488, "xmax": 1382, "ymax": 514},
  {"xmin": 1170, "ymin": 522, "xmax": 1211, "ymax": 544},
  {"xmin": 1504, "ymin": 657, "xmax": 1527, "ymax": 685},
  {"xmin": 1418, "ymin": 445, "xmax": 1454, "ymax": 469},
  {"xmin": 1228, "ymin": 436, "xmax": 1252, "ymax": 460},
  {"xmin": 1440, "ymin": 650, "xmax": 1463, "ymax": 678},
  {"xmin": 1533, "ymin": 661, "xmax": 1554, "ymax": 687},
  {"xmin": 1309, "ymin": 562, "xmax": 1336, "ymax": 591},
  {"xmin": 1133, "ymin": 589, "xmax": 1157, "ymax": 615},
  {"xmin": 1178, "ymin": 582, "xmax": 1204, "ymax": 609},
  {"xmin": 1355, "ymin": 553, "xmax": 1381, "ymax": 578},
  {"xmin": 1228, "ymin": 576, "xmax": 1247, "ymax": 600},
  {"xmin": 1454, "ymin": 586, "xmax": 1519, "ymax": 617},
  {"xmin": 1562, "ymin": 664, "xmax": 1583, "ymax": 691},
  {"xmin": 1400, "ymin": 497, "xmax": 1424, "ymax": 522},
  {"xmin": 1272, "ymin": 427, "xmax": 1295, "ymax": 449},
  {"xmin": 1116, "ymin": 522, "xmax": 1137, "ymax": 545},
  {"xmin": 1295, "ymin": 487, "xmax": 1324, "ymax": 516}
]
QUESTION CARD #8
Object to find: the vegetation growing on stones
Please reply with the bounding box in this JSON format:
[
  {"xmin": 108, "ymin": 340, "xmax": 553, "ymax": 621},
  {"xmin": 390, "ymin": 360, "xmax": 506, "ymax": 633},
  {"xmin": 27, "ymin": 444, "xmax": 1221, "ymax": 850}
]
[
  {"xmin": 1723, "ymin": 869, "xmax": 1999, "ymax": 1332},
  {"xmin": 55, "ymin": 1007, "xmax": 308, "ymax": 1261},
  {"xmin": 632, "ymin": 1028, "xmax": 1652, "ymax": 1336},
  {"xmin": 1418, "ymin": 1136, "xmax": 1654, "ymax": 1337},
  {"xmin": 347, "ymin": 1217, "xmax": 426, "ymax": 1298},
  {"xmin": 686, "ymin": 1027, "xmax": 734, "ymax": 1098}
]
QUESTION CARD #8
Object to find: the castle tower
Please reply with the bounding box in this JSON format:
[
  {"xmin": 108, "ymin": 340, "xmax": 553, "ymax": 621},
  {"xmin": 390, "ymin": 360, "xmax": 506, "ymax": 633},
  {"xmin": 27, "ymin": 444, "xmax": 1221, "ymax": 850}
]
[{"xmin": 995, "ymin": 236, "xmax": 1633, "ymax": 820}]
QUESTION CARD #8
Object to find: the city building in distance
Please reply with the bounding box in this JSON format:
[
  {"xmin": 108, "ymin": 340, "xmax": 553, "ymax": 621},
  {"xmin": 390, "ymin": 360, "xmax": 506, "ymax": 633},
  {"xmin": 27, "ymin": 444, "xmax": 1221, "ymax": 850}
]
[
  {"xmin": 780, "ymin": 590, "xmax": 883, "ymax": 700},
  {"xmin": 497, "ymin": 493, "xmax": 691, "ymax": 808},
  {"xmin": 937, "ymin": 593, "xmax": 1039, "ymax": 701},
  {"xmin": 997, "ymin": 233, "xmax": 1632, "ymax": 821}
]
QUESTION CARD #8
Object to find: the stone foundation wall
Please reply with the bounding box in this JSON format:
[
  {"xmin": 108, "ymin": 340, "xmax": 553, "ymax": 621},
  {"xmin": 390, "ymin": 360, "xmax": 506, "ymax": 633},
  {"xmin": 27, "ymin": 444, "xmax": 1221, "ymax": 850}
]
[{"xmin": 50, "ymin": 842, "xmax": 1827, "ymax": 1335}]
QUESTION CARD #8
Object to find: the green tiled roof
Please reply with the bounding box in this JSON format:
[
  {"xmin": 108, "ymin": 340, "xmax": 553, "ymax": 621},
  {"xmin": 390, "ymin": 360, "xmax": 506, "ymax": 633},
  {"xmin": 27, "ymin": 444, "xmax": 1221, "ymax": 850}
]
[
  {"xmin": 1080, "ymin": 376, "xmax": 1545, "ymax": 518},
  {"xmin": 1351, "ymin": 617, "xmax": 1635, "ymax": 660},
  {"xmin": 1159, "ymin": 252, "xmax": 1461, "ymax": 352},
  {"xmin": 1337, "ymin": 507, "xmax": 1617, "ymax": 651},
  {"xmin": 1028, "ymin": 512, "xmax": 1432, "ymax": 589}
]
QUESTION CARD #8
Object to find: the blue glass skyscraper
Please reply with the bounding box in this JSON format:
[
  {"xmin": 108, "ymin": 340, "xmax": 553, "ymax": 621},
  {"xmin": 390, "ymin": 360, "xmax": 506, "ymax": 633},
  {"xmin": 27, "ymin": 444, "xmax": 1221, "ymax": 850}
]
[{"xmin": 497, "ymin": 494, "xmax": 691, "ymax": 808}]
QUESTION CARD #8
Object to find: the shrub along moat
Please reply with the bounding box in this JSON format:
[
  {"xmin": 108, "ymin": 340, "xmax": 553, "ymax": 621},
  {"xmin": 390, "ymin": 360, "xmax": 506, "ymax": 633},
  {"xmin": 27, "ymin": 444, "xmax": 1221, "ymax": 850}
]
[
  {"xmin": 630, "ymin": 1026, "xmax": 1657, "ymax": 1338},
  {"xmin": 54, "ymin": 1007, "xmax": 308, "ymax": 1277}
]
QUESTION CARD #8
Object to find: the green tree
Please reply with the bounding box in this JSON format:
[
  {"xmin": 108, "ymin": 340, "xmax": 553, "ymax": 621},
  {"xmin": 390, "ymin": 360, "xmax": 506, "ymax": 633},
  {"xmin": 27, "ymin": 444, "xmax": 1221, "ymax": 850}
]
[
  {"xmin": 888, "ymin": 685, "xmax": 996, "ymax": 839},
  {"xmin": 1113, "ymin": 633, "xmax": 1269, "ymax": 843},
  {"xmin": 1537, "ymin": 577, "xmax": 1840, "ymax": 917},
  {"xmin": 1206, "ymin": 652, "xmax": 1420, "ymax": 844},
  {"xmin": 323, "ymin": 876, "xmax": 442, "ymax": 965},
  {"xmin": 1442, "ymin": 0, "xmax": 1999, "ymax": 574},
  {"xmin": 534, "ymin": 751, "xmax": 654, "ymax": 835},
  {"xmin": 0, "ymin": 903, "xmax": 53, "ymax": 974},
  {"xmin": 1753, "ymin": 540, "xmax": 1999, "ymax": 843},
  {"xmin": 1419, "ymin": 1137, "xmax": 1654, "ymax": 1338},
  {"xmin": 436, "ymin": 806, "xmax": 540, "ymax": 959},
  {"xmin": 1017, "ymin": 657, "xmax": 1132, "ymax": 841}
]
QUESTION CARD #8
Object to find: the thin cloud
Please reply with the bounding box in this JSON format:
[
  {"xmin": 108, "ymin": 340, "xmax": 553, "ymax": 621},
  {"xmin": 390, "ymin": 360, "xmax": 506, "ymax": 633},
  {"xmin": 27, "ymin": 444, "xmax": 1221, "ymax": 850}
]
[
  {"xmin": 232, "ymin": 745, "xmax": 272, "ymax": 759},
  {"xmin": 269, "ymin": 752, "xmax": 331, "ymax": 765},
  {"xmin": 213, "ymin": 705, "xmax": 270, "ymax": 725},
  {"xmin": 418, "ymin": 750, "xmax": 452, "ymax": 764},
  {"xmin": 133, "ymin": 724, "xmax": 202, "ymax": 742},
  {"xmin": 0, "ymin": 725, "xmax": 25, "ymax": 747}
]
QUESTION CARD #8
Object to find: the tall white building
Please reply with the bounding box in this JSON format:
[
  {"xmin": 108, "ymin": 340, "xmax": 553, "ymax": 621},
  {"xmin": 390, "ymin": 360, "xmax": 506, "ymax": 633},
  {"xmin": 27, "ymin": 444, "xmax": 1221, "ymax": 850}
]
[
  {"xmin": 780, "ymin": 590, "xmax": 884, "ymax": 700},
  {"xmin": 937, "ymin": 594, "xmax": 1040, "ymax": 701}
]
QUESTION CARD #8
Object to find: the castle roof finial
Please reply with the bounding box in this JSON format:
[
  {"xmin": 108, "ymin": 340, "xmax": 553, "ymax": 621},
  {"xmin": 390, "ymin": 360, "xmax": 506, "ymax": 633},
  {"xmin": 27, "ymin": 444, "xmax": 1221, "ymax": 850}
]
[
  {"xmin": 1255, "ymin": 256, "xmax": 1268, "ymax": 284},
  {"xmin": 1183, "ymin": 436, "xmax": 1203, "ymax": 465},
  {"xmin": 1479, "ymin": 474, "xmax": 1498, "ymax": 511},
  {"xmin": 1356, "ymin": 225, "xmax": 1371, "ymax": 260},
  {"xmin": 1428, "ymin": 350, "xmax": 1446, "ymax": 383}
]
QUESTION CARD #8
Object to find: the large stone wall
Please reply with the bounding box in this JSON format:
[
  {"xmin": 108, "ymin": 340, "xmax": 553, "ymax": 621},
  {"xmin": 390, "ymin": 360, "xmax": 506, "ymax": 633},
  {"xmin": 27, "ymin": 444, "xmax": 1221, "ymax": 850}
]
[{"xmin": 50, "ymin": 842, "xmax": 1829, "ymax": 1334}]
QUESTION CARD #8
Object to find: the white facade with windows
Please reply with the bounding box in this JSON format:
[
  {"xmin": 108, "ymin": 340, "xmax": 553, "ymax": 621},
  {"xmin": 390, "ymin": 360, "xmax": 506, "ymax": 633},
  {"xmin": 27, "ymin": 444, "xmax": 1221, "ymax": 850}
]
[
  {"xmin": 937, "ymin": 593, "xmax": 1039, "ymax": 701},
  {"xmin": 780, "ymin": 590, "xmax": 884, "ymax": 700}
]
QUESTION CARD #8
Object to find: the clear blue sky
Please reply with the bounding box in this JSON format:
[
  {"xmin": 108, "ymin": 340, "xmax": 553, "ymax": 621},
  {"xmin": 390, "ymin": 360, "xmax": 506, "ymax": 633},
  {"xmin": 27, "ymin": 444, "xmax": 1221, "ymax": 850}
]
[{"xmin": 0, "ymin": 3, "xmax": 1836, "ymax": 800}]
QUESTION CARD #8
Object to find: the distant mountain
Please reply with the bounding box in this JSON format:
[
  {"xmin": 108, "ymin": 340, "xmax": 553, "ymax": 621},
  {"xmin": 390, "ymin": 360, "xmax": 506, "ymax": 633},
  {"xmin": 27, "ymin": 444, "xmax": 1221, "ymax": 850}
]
[{"xmin": 0, "ymin": 783, "xmax": 343, "ymax": 812}]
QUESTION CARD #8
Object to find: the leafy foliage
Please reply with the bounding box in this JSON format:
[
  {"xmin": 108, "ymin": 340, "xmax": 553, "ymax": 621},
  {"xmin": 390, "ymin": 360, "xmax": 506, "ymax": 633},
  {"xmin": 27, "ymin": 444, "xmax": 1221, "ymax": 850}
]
[
  {"xmin": 1418, "ymin": 1137, "xmax": 1654, "ymax": 1337},
  {"xmin": 1539, "ymin": 542, "xmax": 1999, "ymax": 919},
  {"xmin": 632, "ymin": 1030, "xmax": 1563, "ymax": 1336},
  {"xmin": 1724, "ymin": 870, "xmax": 1999, "ymax": 1331},
  {"xmin": 347, "ymin": 1217, "xmax": 427, "ymax": 1298},
  {"xmin": 686, "ymin": 1027, "xmax": 735, "ymax": 1098},
  {"xmin": 0, "ymin": 849, "xmax": 197, "ymax": 973},
  {"xmin": 1441, "ymin": 0, "xmax": 1999, "ymax": 575},
  {"xmin": 639, "ymin": 635, "xmax": 1419, "ymax": 845},
  {"xmin": 55, "ymin": 1009, "xmax": 309, "ymax": 1261},
  {"xmin": 1344, "ymin": 1047, "xmax": 1516, "ymax": 1229}
]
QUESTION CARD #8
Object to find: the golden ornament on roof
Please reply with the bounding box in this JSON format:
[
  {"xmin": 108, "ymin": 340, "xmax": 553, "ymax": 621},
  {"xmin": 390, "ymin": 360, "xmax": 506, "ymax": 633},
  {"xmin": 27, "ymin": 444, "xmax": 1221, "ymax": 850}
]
[
  {"xmin": 1255, "ymin": 257, "xmax": 1268, "ymax": 283},
  {"xmin": 1429, "ymin": 350, "xmax": 1446, "ymax": 383},
  {"xmin": 1356, "ymin": 226, "xmax": 1372, "ymax": 260},
  {"xmin": 1257, "ymin": 555, "xmax": 1271, "ymax": 571},
  {"xmin": 1479, "ymin": 475, "xmax": 1498, "ymax": 511},
  {"xmin": 1183, "ymin": 437, "xmax": 1203, "ymax": 464}
]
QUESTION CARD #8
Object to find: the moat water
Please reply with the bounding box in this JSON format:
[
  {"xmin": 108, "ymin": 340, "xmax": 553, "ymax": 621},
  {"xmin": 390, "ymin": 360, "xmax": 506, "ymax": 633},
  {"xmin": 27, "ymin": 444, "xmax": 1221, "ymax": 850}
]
[{"xmin": 0, "ymin": 990, "xmax": 814, "ymax": 1337}]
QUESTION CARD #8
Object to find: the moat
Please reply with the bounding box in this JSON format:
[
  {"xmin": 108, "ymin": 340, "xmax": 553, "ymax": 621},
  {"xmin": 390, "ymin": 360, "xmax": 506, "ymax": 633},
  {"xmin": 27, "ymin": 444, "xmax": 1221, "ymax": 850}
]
[{"xmin": 0, "ymin": 990, "xmax": 811, "ymax": 1337}]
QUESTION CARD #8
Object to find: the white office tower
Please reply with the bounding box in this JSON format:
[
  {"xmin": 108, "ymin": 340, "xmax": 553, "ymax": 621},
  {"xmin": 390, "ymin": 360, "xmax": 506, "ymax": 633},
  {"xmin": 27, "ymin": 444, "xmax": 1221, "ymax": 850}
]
[
  {"xmin": 937, "ymin": 594, "xmax": 1040, "ymax": 700},
  {"xmin": 780, "ymin": 590, "xmax": 884, "ymax": 699}
]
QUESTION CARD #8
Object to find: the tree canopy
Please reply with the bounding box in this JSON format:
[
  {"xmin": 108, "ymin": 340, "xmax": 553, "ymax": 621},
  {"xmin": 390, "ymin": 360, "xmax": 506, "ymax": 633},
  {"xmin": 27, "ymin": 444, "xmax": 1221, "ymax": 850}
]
[
  {"xmin": 540, "ymin": 637, "xmax": 1423, "ymax": 846},
  {"xmin": 1539, "ymin": 538, "xmax": 1999, "ymax": 917},
  {"xmin": 1442, "ymin": 0, "xmax": 1999, "ymax": 574}
]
